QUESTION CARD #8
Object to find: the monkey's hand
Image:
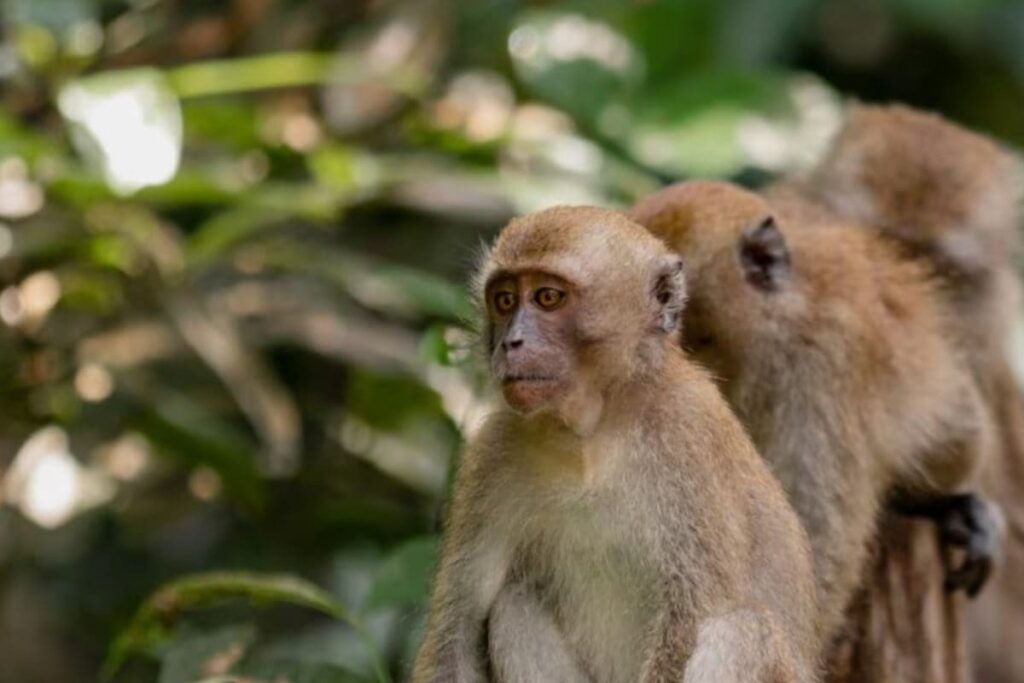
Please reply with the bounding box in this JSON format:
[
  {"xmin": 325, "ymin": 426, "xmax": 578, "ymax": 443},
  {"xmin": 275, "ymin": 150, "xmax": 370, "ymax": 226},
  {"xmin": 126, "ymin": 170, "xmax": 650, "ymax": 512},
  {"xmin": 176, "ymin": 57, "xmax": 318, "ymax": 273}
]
[
  {"xmin": 935, "ymin": 494, "xmax": 1002, "ymax": 597},
  {"xmin": 895, "ymin": 493, "xmax": 1003, "ymax": 597}
]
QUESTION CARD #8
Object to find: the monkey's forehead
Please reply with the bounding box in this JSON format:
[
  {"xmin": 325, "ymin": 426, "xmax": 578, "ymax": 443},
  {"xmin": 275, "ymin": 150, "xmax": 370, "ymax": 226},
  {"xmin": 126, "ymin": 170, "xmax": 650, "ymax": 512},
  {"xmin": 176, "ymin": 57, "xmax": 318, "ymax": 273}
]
[{"xmin": 492, "ymin": 206, "xmax": 665, "ymax": 266}]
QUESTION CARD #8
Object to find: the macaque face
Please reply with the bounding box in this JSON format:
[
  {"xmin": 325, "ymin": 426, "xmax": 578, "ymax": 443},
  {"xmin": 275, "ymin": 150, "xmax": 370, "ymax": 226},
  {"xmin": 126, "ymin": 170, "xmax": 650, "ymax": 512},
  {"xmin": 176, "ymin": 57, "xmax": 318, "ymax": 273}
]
[{"xmin": 485, "ymin": 270, "xmax": 578, "ymax": 413}]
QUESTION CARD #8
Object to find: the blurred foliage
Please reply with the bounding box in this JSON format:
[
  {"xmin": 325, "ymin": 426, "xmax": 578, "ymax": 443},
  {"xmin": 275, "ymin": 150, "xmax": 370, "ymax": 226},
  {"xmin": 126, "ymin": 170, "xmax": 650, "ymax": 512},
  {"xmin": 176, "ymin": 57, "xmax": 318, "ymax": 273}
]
[{"xmin": 0, "ymin": 0, "xmax": 1022, "ymax": 682}]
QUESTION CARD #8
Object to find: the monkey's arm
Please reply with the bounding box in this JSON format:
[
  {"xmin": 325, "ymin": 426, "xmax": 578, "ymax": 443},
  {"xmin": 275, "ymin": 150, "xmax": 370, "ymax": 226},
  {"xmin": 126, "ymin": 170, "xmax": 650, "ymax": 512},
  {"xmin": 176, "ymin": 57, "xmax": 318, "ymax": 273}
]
[
  {"xmin": 891, "ymin": 379, "xmax": 1001, "ymax": 596},
  {"xmin": 893, "ymin": 492, "xmax": 1003, "ymax": 597},
  {"xmin": 410, "ymin": 449, "xmax": 507, "ymax": 683},
  {"xmin": 410, "ymin": 555, "xmax": 486, "ymax": 682},
  {"xmin": 410, "ymin": 537, "xmax": 489, "ymax": 682}
]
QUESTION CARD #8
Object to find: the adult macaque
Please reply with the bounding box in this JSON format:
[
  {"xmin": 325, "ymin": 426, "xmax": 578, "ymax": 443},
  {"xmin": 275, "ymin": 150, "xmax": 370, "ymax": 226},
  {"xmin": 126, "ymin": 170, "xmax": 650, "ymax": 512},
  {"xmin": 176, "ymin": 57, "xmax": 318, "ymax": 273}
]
[
  {"xmin": 797, "ymin": 103, "xmax": 1024, "ymax": 683},
  {"xmin": 410, "ymin": 206, "xmax": 820, "ymax": 683},
  {"xmin": 632, "ymin": 182, "xmax": 993, "ymax": 660},
  {"xmin": 787, "ymin": 103, "xmax": 1022, "ymax": 383}
]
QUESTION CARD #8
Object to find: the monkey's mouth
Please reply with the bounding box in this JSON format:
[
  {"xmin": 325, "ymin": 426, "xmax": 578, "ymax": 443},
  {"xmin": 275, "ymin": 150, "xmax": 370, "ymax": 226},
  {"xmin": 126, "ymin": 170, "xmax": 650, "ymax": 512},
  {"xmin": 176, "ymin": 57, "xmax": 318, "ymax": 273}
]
[
  {"xmin": 501, "ymin": 375, "xmax": 561, "ymax": 412},
  {"xmin": 502, "ymin": 374, "xmax": 556, "ymax": 384}
]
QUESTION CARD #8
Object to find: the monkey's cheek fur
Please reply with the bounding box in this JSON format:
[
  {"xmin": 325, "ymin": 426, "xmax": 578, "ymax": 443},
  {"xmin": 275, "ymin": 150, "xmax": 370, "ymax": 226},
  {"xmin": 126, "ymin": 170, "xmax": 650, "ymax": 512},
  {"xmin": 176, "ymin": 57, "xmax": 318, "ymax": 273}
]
[{"xmin": 502, "ymin": 379, "xmax": 561, "ymax": 413}]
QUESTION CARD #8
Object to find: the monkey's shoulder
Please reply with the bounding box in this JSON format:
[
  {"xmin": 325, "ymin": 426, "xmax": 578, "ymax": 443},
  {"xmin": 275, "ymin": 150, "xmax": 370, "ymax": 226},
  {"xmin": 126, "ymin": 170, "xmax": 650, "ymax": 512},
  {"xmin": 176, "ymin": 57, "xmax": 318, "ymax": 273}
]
[{"xmin": 642, "ymin": 355, "xmax": 761, "ymax": 461}]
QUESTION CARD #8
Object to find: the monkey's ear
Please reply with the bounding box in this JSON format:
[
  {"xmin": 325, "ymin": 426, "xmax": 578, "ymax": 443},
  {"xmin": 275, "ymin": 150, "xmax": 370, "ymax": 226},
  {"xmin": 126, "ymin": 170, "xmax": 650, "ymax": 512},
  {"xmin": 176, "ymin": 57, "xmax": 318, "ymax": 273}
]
[
  {"xmin": 739, "ymin": 216, "xmax": 790, "ymax": 291},
  {"xmin": 652, "ymin": 254, "xmax": 687, "ymax": 334}
]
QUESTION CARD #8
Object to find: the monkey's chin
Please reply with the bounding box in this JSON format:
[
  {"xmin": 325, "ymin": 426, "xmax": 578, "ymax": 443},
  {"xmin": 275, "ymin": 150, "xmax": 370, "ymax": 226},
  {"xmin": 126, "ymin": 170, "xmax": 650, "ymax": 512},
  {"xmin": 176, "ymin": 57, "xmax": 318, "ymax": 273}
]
[{"xmin": 502, "ymin": 378, "xmax": 561, "ymax": 414}]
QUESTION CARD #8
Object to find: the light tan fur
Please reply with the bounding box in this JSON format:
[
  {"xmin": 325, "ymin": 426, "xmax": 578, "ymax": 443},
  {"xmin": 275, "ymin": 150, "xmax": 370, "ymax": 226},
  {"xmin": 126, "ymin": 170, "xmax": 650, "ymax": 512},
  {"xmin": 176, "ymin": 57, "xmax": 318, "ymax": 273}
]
[
  {"xmin": 799, "ymin": 103, "xmax": 1024, "ymax": 683},
  {"xmin": 411, "ymin": 207, "xmax": 819, "ymax": 683},
  {"xmin": 632, "ymin": 181, "xmax": 990, "ymax": 658}
]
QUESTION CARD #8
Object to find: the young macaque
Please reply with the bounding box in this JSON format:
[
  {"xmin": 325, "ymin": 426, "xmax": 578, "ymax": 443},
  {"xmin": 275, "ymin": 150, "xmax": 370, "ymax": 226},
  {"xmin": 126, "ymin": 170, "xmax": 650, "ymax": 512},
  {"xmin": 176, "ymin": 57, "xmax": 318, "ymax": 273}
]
[
  {"xmin": 410, "ymin": 206, "xmax": 820, "ymax": 683},
  {"xmin": 631, "ymin": 181, "xmax": 992, "ymax": 660},
  {"xmin": 797, "ymin": 103, "xmax": 1024, "ymax": 683}
]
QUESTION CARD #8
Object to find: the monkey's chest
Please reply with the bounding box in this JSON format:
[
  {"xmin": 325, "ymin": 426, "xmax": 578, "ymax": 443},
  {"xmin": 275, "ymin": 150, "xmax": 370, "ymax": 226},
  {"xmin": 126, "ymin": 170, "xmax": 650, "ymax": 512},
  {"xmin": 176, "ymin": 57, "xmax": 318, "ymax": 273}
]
[{"xmin": 505, "ymin": 501, "xmax": 657, "ymax": 683}]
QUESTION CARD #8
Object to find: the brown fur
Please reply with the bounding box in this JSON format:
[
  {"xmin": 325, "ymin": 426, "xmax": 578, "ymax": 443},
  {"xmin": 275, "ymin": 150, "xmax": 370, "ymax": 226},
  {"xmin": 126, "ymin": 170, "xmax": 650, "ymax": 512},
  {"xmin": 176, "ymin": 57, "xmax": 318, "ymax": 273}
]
[
  {"xmin": 632, "ymin": 181, "xmax": 990, "ymax": 658},
  {"xmin": 411, "ymin": 207, "xmax": 819, "ymax": 683},
  {"xmin": 800, "ymin": 103, "xmax": 1024, "ymax": 683}
]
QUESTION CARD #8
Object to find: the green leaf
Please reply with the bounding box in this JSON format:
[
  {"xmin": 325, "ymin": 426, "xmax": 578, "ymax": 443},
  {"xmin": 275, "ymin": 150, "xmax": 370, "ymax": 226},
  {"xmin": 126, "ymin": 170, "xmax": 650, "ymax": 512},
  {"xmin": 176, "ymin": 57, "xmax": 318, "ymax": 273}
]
[
  {"xmin": 258, "ymin": 244, "xmax": 472, "ymax": 321},
  {"xmin": 0, "ymin": 112, "xmax": 66, "ymax": 163},
  {"xmin": 236, "ymin": 658, "xmax": 372, "ymax": 683},
  {"xmin": 167, "ymin": 52, "xmax": 338, "ymax": 99},
  {"xmin": 182, "ymin": 100, "xmax": 261, "ymax": 150},
  {"xmin": 307, "ymin": 145, "xmax": 360, "ymax": 191},
  {"xmin": 366, "ymin": 536, "xmax": 439, "ymax": 609},
  {"xmin": 624, "ymin": 68, "xmax": 792, "ymax": 177},
  {"xmin": 131, "ymin": 400, "xmax": 264, "ymax": 509},
  {"xmin": 104, "ymin": 572, "xmax": 389, "ymax": 683},
  {"xmin": 186, "ymin": 205, "xmax": 290, "ymax": 265},
  {"xmin": 59, "ymin": 268, "xmax": 126, "ymax": 314},
  {"xmin": 157, "ymin": 623, "xmax": 255, "ymax": 683},
  {"xmin": 417, "ymin": 325, "xmax": 452, "ymax": 367},
  {"xmin": 329, "ymin": 256, "xmax": 473, "ymax": 322},
  {"xmin": 132, "ymin": 169, "xmax": 238, "ymax": 206},
  {"xmin": 145, "ymin": 571, "xmax": 350, "ymax": 616},
  {"xmin": 344, "ymin": 371, "xmax": 446, "ymax": 432},
  {"xmin": 509, "ymin": 10, "xmax": 643, "ymax": 129}
]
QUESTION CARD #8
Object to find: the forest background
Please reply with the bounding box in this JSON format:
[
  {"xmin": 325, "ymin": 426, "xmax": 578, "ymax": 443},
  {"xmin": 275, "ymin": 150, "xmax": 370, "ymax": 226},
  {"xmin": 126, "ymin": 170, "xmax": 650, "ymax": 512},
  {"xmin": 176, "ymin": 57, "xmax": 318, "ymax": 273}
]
[{"xmin": 2, "ymin": 1, "xmax": 1023, "ymax": 681}]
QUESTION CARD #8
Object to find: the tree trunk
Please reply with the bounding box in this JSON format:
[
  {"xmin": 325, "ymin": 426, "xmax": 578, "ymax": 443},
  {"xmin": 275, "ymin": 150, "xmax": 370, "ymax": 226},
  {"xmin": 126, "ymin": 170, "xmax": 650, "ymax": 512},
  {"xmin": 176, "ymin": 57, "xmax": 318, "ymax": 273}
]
[{"xmin": 825, "ymin": 514, "xmax": 968, "ymax": 683}]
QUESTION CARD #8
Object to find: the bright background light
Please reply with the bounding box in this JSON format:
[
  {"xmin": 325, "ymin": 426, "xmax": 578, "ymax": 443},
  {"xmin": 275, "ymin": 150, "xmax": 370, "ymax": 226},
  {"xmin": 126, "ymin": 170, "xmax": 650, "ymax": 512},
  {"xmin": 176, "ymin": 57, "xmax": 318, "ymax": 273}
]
[{"xmin": 58, "ymin": 69, "xmax": 182, "ymax": 194}]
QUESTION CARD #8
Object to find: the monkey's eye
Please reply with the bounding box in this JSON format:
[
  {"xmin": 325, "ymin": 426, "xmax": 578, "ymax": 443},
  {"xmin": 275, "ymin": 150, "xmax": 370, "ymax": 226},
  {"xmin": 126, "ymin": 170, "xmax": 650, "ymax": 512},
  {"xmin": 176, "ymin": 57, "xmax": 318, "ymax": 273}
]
[
  {"xmin": 492, "ymin": 290, "xmax": 516, "ymax": 315},
  {"xmin": 534, "ymin": 287, "xmax": 566, "ymax": 310}
]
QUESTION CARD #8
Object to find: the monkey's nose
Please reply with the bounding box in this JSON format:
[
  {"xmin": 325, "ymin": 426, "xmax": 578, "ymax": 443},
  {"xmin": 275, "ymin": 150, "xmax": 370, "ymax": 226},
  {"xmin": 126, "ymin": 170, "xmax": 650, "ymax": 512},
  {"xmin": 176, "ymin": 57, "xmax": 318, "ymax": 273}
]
[{"xmin": 503, "ymin": 338, "xmax": 524, "ymax": 350}]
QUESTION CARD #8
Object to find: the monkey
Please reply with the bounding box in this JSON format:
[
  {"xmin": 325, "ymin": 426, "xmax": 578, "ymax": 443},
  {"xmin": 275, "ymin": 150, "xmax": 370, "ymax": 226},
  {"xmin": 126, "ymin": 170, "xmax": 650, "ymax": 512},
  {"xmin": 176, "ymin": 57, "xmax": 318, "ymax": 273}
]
[
  {"xmin": 785, "ymin": 103, "xmax": 1023, "ymax": 383},
  {"xmin": 631, "ymin": 181, "xmax": 993, "ymax": 664},
  {"xmin": 410, "ymin": 206, "xmax": 820, "ymax": 683},
  {"xmin": 793, "ymin": 103, "xmax": 1024, "ymax": 683}
]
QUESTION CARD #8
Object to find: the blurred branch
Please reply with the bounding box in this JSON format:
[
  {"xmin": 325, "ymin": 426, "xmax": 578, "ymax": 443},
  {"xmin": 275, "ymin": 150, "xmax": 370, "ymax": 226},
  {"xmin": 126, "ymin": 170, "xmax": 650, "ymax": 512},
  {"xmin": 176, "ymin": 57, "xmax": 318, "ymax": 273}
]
[
  {"xmin": 75, "ymin": 304, "xmax": 420, "ymax": 376},
  {"xmin": 250, "ymin": 309, "xmax": 420, "ymax": 374},
  {"xmin": 573, "ymin": 120, "xmax": 677, "ymax": 186},
  {"xmin": 77, "ymin": 321, "xmax": 183, "ymax": 367},
  {"xmin": 165, "ymin": 52, "xmax": 424, "ymax": 99},
  {"xmin": 166, "ymin": 293, "xmax": 302, "ymax": 478}
]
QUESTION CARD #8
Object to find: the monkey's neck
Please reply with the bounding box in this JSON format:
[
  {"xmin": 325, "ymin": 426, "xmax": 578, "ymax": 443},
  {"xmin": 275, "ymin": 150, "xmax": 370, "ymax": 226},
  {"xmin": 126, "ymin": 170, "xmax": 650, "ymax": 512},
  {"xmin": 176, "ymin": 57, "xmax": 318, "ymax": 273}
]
[
  {"xmin": 554, "ymin": 356, "xmax": 668, "ymax": 437},
  {"xmin": 550, "ymin": 379, "xmax": 603, "ymax": 437},
  {"xmin": 522, "ymin": 343, "xmax": 672, "ymax": 440}
]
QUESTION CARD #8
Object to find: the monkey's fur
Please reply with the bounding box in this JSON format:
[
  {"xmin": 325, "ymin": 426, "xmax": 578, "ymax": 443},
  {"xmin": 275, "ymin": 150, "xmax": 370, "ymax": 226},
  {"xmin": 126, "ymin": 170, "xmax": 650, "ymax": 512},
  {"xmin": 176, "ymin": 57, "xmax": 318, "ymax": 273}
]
[
  {"xmin": 788, "ymin": 103, "xmax": 1023, "ymax": 382},
  {"xmin": 798, "ymin": 103, "xmax": 1024, "ymax": 683},
  {"xmin": 632, "ymin": 182, "xmax": 991, "ymax": 659},
  {"xmin": 410, "ymin": 207, "xmax": 819, "ymax": 683}
]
